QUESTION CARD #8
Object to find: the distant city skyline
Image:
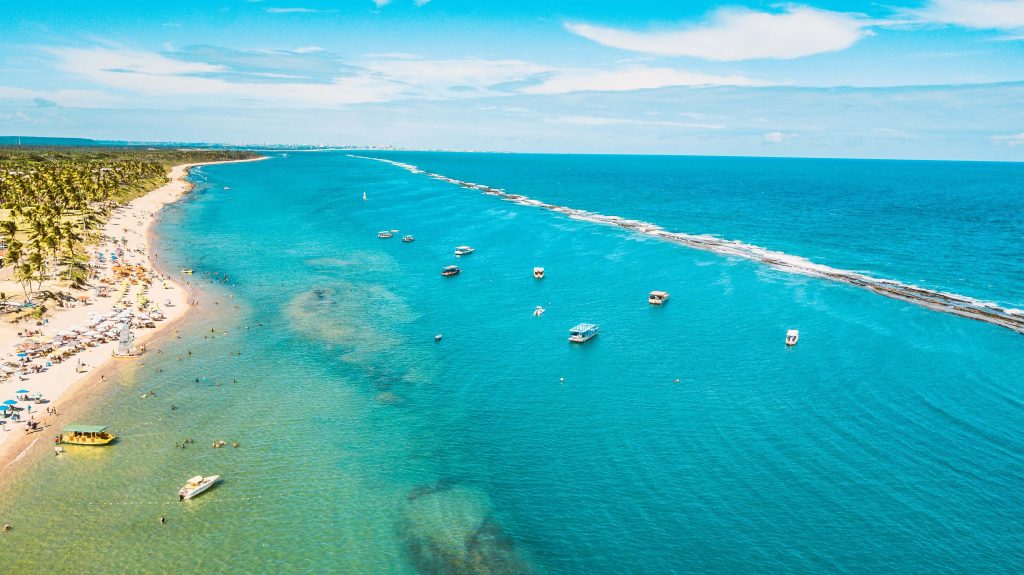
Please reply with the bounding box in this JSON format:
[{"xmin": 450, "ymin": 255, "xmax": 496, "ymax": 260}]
[{"xmin": 2, "ymin": 0, "xmax": 1023, "ymax": 160}]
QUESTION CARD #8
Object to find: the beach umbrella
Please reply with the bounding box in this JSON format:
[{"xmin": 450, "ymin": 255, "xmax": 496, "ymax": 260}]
[
  {"xmin": 2, "ymin": 400, "xmax": 17, "ymax": 406},
  {"xmin": 15, "ymin": 389, "xmax": 29, "ymax": 394}
]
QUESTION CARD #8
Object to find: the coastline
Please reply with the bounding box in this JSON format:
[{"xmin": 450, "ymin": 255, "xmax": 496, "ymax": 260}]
[{"xmin": 0, "ymin": 156, "xmax": 265, "ymax": 475}]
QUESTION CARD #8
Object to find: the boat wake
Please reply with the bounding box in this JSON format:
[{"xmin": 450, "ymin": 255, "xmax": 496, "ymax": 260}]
[{"xmin": 349, "ymin": 154, "xmax": 1024, "ymax": 335}]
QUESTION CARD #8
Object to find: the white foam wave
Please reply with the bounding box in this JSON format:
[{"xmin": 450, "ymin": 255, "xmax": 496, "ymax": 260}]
[{"xmin": 349, "ymin": 154, "xmax": 1024, "ymax": 335}]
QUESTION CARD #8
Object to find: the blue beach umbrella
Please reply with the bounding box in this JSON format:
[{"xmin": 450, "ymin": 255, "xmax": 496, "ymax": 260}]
[
  {"xmin": 15, "ymin": 353, "xmax": 26, "ymax": 357},
  {"xmin": 2, "ymin": 400, "xmax": 17, "ymax": 406},
  {"xmin": 15, "ymin": 389, "xmax": 29, "ymax": 394}
]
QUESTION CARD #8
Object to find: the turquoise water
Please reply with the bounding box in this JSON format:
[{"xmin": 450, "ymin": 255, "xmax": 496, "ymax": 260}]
[{"xmin": 1, "ymin": 152, "xmax": 1022, "ymax": 574}]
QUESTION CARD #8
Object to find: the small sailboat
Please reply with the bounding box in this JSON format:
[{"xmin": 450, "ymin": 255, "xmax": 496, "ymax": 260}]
[
  {"xmin": 533, "ymin": 306, "xmax": 545, "ymax": 317},
  {"xmin": 441, "ymin": 265, "xmax": 461, "ymax": 277},
  {"xmin": 111, "ymin": 322, "xmax": 143, "ymax": 358},
  {"xmin": 786, "ymin": 329, "xmax": 800, "ymax": 346},
  {"xmin": 377, "ymin": 231, "xmax": 394, "ymax": 239},
  {"xmin": 568, "ymin": 323, "xmax": 599, "ymax": 343},
  {"xmin": 178, "ymin": 475, "xmax": 220, "ymax": 501},
  {"xmin": 533, "ymin": 267, "xmax": 545, "ymax": 279},
  {"xmin": 648, "ymin": 291, "xmax": 670, "ymax": 305}
]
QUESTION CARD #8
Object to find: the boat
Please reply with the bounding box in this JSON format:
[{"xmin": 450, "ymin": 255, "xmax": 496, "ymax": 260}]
[
  {"xmin": 402, "ymin": 235, "xmax": 415, "ymax": 243},
  {"xmin": 111, "ymin": 322, "xmax": 143, "ymax": 358},
  {"xmin": 362, "ymin": 191, "xmax": 367, "ymax": 201},
  {"xmin": 181, "ymin": 269, "xmax": 193, "ymax": 275},
  {"xmin": 377, "ymin": 231, "xmax": 394, "ymax": 239},
  {"xmin": 786, "ymin": 329, "xmax": 800, "ymax": 346},
  {"xmin": 441, "ymin": 265, "xmax": 461, "ymax": 277},
  {"xmin": 434, "ymin": 333, "xmax": 443, "ymax": 342},
  {"xmin": 533, "ymin": 306, "xmax": 545, "ymax": 317},
  {"xmin": 178, "ymin": 475, "xmax": 220, "ymax": 501},
  {"xmin": 454, "ymin": 246, "xmax": 474, "ymax": 256},
  {"xmin": 60, "ymin": 424, "xmax": 116, "ymax": 445},
  {"xmin": 648, "ymin": 291, "xmax": 670, "ymax": 305},
  {"xmin": 568, "ymin": 323, "xmax": 599, "ymax": 343},
  {"xmin": 533, "ymin": 267, "xmax": 545, "ymax": 279}
]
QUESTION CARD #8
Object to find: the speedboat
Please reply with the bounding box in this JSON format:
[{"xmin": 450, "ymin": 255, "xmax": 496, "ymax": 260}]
[
  {"xmin": 402, "ymin": 235, "xmax": 415, "ymax": 243},
  {"xmin": 568, "ymin": 323, "xmax": 599, "ymax": 343},
  {"xmin": 454, "ymin": 246, "xmax": 474, "ymax": 256},
  {"xmin": 179, "ymin": 475, "xmax": 220, "ymax": 501},
  {"xmin": 533, "ymin": 267, "xmax": 545, "ymax": 279},
  {"xmin": 441, "ymin": 265, "xmax": 461, "ymax": 277},
  {"xmin": 377, "ymin": 231, "xmax": 394, "ymax": 239},
  {"xmin": 648, "ymin": 291, "xmax": 670, "ymax": 305},
  {"xmin": 786, "ymin": 329, "xmax": 800, "ymax": 346}
]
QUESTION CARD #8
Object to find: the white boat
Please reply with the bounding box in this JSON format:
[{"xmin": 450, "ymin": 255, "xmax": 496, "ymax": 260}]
[
  {"xmin": 362, "ymin": 191, "xmax": 367, "ymax": 201},
  {"xmin": 402, "ymin": 235, "xmax": 415, "ymax": 243},
  {"xmin": 533, "ymin": 306, "xmax": 545, "ymax": 317},
  {"xmin": 786, "ymin": 329, "xmax": 800, "ymax": 346},
  {"xmin": 648, "ymin": 291, "xmax": 670, "ymax": 305},
  {"xmin": 377, "ymin": 231, "xmax": 394, "ymax": 239},
  {"xmin": 533, "ymin": 267, "xmax": 545, "ymax": 279},
  {"xmin": 454, "ymin": 246, "xmax": 474, "ymax": 256},
  {"xmin": 568, "ymin": 323, "xmax": 599, "ymax": 343},
  {"xmin": 179, "ymin": 475, "xmax": 220, "ymax": 501}
]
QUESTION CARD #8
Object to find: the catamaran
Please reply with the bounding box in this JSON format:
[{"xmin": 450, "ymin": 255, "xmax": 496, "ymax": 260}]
[
  {"xmin": 568, "ymin": 323, "xmax": 599, "ymax": 343},
  {"xmin": 179, "ymin": 475, "xmax": 220, "ymax": 501},
  {"xmin": 59, "ymin": 424, "xmax": 116, "ymax": 445}
]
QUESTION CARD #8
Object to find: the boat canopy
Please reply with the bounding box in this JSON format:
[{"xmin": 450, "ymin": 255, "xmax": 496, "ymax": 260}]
[
  {"xmin": 649, "ymin": 291, "xmax": 669, "ymax": 298},
  {"xmin": 570, "ymin": 323, "xmax": 597, "ymax": 334},
  {"xmin": 62, "ymin": 424, "xmax": 108, "ymax": 434}
]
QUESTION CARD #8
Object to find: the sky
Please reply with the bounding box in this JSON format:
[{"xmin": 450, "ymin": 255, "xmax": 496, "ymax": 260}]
[{"xmin": 2, "ymin": 0, "xmax": 1024, "ymax": 159}]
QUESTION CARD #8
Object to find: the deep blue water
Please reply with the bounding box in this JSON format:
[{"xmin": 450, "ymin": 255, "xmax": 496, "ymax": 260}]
[{"xmin": 2, "ymin": 151, "xmax": 1022, "ymax": 574}]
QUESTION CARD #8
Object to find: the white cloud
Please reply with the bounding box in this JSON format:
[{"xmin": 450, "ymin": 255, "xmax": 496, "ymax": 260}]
[
  {"xmin": 266, "ymin": 7, "xmax": 321, "ymax": 13},
  {"xmin": 523, "ymin": 66, "xmax": 764, "ymax": 95},
  {"xmin": 547, "ymin": 115, "xmax": 725, "ymax": 129},
  {"xmin": 763, "ymin": 131, "xmax": 795, "ymax": 143},
  {"xmin": 292, "ymin": 46, "xmax": 324, "ymax": 53},
  {"xmin": 992, "ymin": 132, "xmax": 1024, "ymax": 146},
  {"xmin": 565, "ymin": 6, "xmax": 870, "ymax": 61},
  {"xmin": 362, "ymin": 58, "xmax": 550, "ymax": 88},
  {"xmin": 910, "ymin": 0, "xmax": 1024, "ymax": 30}
]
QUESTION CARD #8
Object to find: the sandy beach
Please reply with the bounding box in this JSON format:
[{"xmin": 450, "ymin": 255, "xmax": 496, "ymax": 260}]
[{"xmin": 0, "ymin": 157, "xmax": 264, "ymax": 473}]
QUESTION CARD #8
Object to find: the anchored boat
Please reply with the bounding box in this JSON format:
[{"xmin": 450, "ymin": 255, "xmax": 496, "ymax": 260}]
[
  {"xmin": 402, "ymin": 235, "xmax": 415, "ymax": 242},
  {"xmin": 441, "ymin": 265, "xmax": 461, "ymax": 277},
  {"xmin": 533, "ymin": 267, "xmax": 545, "ymax": 279},
  {"xmin": 377, "ymin": 231, "xmax": 394, "ymax": 239},
  {"xmin": 568, "ymin": 323, "xmax": 599, "ymax": 343},
  {"xmin": 648, "ymin": 291, "xmax": 670, "ymax": 305},
  {"xmin": 786, "ymin": 329, "xmax": 800, "ymax": 346},
  {"xmin": 179, "ymin": 475, "xmax": 220, "ymax": 501},
  {"xmin": 454, "ymin": 246, "xmax": 474, "ymax": 256},
  {"xmin": 60, "ymin": 424, "xmax": 116, "ymax": 445}
]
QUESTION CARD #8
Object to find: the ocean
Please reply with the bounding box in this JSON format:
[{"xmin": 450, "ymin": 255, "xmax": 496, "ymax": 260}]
[{"xmin": 1, "ymin": 151, "xmax": 1022, "ymax": 574}]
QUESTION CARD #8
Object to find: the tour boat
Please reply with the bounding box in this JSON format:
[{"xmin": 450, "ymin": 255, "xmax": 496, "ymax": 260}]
[
  {"xmin": 648, "ymin": 291, "xmax": 670, "ymax": 305},
  {"xmin": 441, "ymin": 265, "xmax": 461, "ymax": 277},
  {"xmin": 60, "ymin": 424, "xmax": 116, "ymax": 445},
  {"xmin": 533, "ymin": 267, "xmax": 545, "ymax": 279},
  {"xmin": 454, "ymin": 246, "xmax": 474, "ymax": 256},
  {"xmin": 568, "ymin": 323, "xmax": 599, "ymax": 343},
  {"xmin": 786, "ymin": 329, "xmax": 800, "ymax": 346},
  {"xmin": 179, "ymin": 475, "xmax": 220, "ymax": 501},
  {"xmin": 377, "ymin": 231, "xmax": 394, "ymax": 239},
  {"xmin": 402, "ymin": 235, "xmax": 415, "ymax": 242}
]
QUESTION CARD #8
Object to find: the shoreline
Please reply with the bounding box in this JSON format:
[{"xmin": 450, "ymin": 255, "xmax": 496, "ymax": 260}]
[{"xmin": 0, "ymin": 156, "xmax": 265, "ymax": 476}]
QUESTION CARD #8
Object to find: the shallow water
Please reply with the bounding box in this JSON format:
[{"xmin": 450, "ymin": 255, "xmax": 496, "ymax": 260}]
[{"xmin": 1, "ymin": 152, "xmax": 1022, "ymax": 574}]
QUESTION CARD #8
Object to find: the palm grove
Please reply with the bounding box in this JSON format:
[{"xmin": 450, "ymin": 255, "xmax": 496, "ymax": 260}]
[{"xmin": 0, "ymin": 147, "xmax": 258, "ymax": 315}]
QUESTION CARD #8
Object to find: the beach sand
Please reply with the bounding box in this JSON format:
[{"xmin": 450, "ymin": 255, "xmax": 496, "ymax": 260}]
[{"xmin": 0, "ymin": 157, "xmax": 264, "ymax": 473}]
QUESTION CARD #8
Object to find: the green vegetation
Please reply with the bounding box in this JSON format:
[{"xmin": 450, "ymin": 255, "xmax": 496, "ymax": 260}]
[{"xmin": 0, "ymin": 146, "xmax": 260, "ymax": 302}]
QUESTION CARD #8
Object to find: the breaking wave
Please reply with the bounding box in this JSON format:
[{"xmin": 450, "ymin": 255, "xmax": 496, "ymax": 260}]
[{"xmin": 350, "ymin": 154, "xmax": 1024, "ymax": 335}]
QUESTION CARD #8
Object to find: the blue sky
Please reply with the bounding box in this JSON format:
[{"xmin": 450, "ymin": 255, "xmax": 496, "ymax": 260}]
[{"xmin": 2, "ymin": 0, "xmax": 1024, "ymax": 159}]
